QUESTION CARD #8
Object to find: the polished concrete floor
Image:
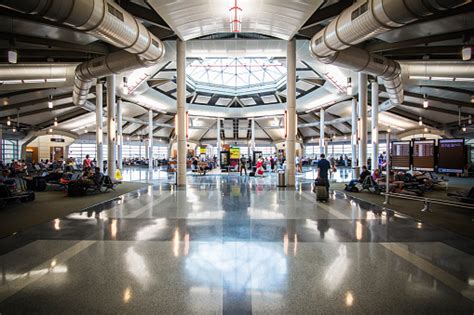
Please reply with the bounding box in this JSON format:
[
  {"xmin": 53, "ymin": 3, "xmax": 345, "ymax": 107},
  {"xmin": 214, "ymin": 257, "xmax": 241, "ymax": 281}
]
[{"xmin": 0, "ymin": 170, "xmax": 473, "ymax": 314}]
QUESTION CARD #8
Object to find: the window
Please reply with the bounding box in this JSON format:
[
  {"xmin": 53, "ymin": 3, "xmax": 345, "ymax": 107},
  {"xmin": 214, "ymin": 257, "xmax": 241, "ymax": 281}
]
[
  {"xmin": 186, "ymin": 57, "xmax": 286, "ymax": 90},
  {"xmin": 1, "ymin": 139, "xmax": 18, "ymax": 163}
]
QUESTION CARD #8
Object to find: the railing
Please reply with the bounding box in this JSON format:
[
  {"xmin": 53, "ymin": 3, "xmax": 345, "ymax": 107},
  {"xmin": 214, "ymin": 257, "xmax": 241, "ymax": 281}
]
[{"xmin": 381, "ymin": 192, "xmax": 474, "ymax": 212}]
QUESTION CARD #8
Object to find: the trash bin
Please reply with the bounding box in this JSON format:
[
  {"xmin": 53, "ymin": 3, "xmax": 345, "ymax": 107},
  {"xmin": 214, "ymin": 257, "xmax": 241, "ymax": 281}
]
[
  {"xmin": 352, "ymin": 167, "xmax": 360, "ymax": 179},
  {"xmin": 277, "ymin": 171, "xmax": 286, "ymax": 187}
]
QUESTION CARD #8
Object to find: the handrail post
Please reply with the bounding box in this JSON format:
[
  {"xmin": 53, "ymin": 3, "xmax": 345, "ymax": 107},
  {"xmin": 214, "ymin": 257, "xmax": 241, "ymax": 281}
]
[{"xmin": 383, "ymin": 131, "xmax": 390, "ymax": 205}]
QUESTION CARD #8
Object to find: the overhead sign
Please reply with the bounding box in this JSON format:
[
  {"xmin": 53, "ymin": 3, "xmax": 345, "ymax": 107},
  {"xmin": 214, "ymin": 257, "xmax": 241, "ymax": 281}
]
[
  {"xmin": 230, "ymin": 147, "xmax": 240, "ymax": 159},
  {"xmin": 51, "ymin": 138, "xmax": 65, "ymax": 143}
]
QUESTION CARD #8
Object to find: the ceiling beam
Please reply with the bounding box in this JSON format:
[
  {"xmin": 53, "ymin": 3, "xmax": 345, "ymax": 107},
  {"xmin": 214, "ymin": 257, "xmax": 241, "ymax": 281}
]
[
  {"xmin": 301, "ymin": 0, "xmax": 353, "ymax": 30},
  {"xmin": 367, "ymin": 28, "xmax": 474, "ymax": 53},
  {"xmin": 380, "ymin": 86, "xmax": 474, "ymax": 108},
  {"xmin": 35, "ymin": 108, "xmax": 87, "ymax": 130},
  {"xmin": 121, "ymin": 0, "xmax": 171, "ymax": 30},
  {"xmin": 0, "ymin": 31, "xmax": 109, "ymax": 55},
  {"xmin": 388, "ymin": 107, "xmax": 438, "ymax": 128}
]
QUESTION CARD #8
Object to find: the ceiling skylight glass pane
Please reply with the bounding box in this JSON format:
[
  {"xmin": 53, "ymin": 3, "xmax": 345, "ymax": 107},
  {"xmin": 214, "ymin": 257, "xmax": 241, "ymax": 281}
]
[{"xmin": 187, "ymin": 57, "xmax": 286, "ymax": 90}]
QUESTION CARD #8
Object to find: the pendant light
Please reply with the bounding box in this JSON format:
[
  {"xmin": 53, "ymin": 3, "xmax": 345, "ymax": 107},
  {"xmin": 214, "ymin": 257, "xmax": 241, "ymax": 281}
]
[
  {"xmin": 48, "ymin": 95, "xmax": 53, "ymax": 109},
  {"xmin": 423, "ymin": 94, "xmax": 429, "ymax": 108},
  {"xmin": 418, "ymin": 116, "xmax": 423, "ymax": 126},
  {"xmin": 54, "ymin": 117, "xmax": 58, "ymax": 126}
]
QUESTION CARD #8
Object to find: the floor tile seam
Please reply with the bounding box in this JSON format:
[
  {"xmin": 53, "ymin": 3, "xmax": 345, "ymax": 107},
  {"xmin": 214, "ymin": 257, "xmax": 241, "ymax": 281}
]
[
  {"xmin": 379, "ymin": 242, "xmax": 474, "ymax": 302},
  {"xmin": 0, "ymin": 240, "xmax": 96, "ymax": 303},
  {"xmin": 298, "ymin": 191, "xmax": 350, "ymax": 220},
  {"xmin": 123, "ymin": 193, "xmax": 175, "ymax": 218}
]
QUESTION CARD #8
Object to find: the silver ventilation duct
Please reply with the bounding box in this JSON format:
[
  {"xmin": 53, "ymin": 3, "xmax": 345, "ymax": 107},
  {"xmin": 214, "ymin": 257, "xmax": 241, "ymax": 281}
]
[
  {"xmin": 319, "ymin": 47, "xmax": 403, "ymax": 105},
  {"xmin": 73, "ymin": 51, "xmax": 156, "ymax": 106},
  {"xmin": 0, "ymin": 64, "xmax": 77, "ymax": 81},
  {"xmin": 309, "ymin": 0, "xmax": 471, "ymax": 105},
  {"xmin": 310, "ymin": 0, "xmax": 470, "ymax": 58},
  {"xmin": 400, "ymin": 61, "xmax": 474, "ymax": 80},
  {"xmin": 1, "ymin": 0, "xmax": 165, "ymax": 106}
]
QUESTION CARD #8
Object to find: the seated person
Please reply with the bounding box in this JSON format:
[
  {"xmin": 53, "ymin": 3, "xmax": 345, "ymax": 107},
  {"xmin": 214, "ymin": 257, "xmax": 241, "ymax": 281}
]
[
  {"xmin": 372, "ymin": 168, "xmax": 383, "ymax": 184},
  {"xmin": 0, "ymin": 169, "xmax": 15, "ymax": 186},
  {"xmin": 347, "ymin": 166, "xmax": 371, "ymax": 188}
]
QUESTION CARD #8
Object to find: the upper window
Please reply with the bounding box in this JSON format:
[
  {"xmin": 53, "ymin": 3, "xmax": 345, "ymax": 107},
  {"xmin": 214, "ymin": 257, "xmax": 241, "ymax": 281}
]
[{"xmin": 187, "ymin": 57, "xmax": 286, "ymax": 91}]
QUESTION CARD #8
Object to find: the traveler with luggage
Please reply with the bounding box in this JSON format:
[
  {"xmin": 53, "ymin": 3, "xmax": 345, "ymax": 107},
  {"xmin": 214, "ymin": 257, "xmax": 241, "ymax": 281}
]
[{"xmin": 314, "ymin": 154, "xmax": 331, "ymax": 201}]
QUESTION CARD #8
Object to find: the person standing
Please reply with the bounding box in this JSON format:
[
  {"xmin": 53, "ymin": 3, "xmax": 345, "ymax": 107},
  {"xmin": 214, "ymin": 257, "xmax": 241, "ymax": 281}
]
[
  {"xmin": 83, "ymin": 154, "xmax": 92, "ymax": 170},
  {"xmin": 240, "ymin": 155, "xmax": 247, "ymax": 176},
  {"xmin": 317, "ymin": 154, "xmax": 331, "ymax": 193}
]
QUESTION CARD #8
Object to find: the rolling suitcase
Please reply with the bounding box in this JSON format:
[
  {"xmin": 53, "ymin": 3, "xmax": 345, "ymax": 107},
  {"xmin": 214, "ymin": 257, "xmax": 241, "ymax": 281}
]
[{"xmin": 314, "ymin": 178, "xmax": 329, "ymax": 202}]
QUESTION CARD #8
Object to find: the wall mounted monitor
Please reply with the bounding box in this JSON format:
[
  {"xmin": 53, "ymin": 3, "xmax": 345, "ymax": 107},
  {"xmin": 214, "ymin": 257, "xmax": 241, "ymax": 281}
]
[
  {"xmin": 413, "ymin": 139, "xmax": 436, "ymax": 171},
  {"xmin": 391, "ymin": 141, "xmax": 411, "ymax": 170},
  {"xmin": 438, "ymin": 138, "xmax": 466, "ymax": 173}
]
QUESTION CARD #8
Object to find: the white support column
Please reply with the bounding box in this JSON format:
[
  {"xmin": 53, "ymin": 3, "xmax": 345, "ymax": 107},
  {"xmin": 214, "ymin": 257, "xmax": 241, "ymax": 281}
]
[
  {"xmin": 251, "ymin": 118, "xmax": 256, "ymax": 155},
  {"xmin": 371, "ymin": 79, "xmax": 379, "ymax": 170},
  {"xmin": 351, "ymin": 97, "xmax": 358, "ymax": 169},
  {"xmin": 117, "ymin": 97, "xmax": 123, "ymax": 170},
  {"xmin": 286, "ymin": 38, "xmax": 296, "ymax": 187},
  {"xmin": 106, "ymin": 75, "xmax": 116, "ymax": 178},
  {"xmin": 95, "ymin": 80, "xmax": 104, "ymax": 173},
  {"xmin": 320, "ymin": 108, "xmax": 325, "ymax": 155},
  {"xmin": 148, "ymin": 109, "xmax": 153, "ymax": 170},
  {"xmin": 176, "ymin": 38, "xmax": 187, "ymax": 187},
  {"xmin": 216, "ymin": 118, "xmax": 221, "ymax": 163},
  {"xmin": 358, "ymin": 72, "xmax": 368, "ymax": 169}
]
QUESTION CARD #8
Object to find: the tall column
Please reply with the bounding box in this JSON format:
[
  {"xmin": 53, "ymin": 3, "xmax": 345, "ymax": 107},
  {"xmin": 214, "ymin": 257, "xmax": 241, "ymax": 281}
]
[
  {"xmin": 148, "ymin": 109, "xmax": 153, "ymax": 170},
  {"xmin": 106, "ymin": 75, "xmax": 116, "ymax": 178},
  {"xmin": 176, "ymin": 39, "xmax": 187, "ymax": 187},
  {"xmin": 351, "ymin": 97, "xmax": 358, "ymax": 168},
  {"xmin": 117, "ymin": 97, "xmax": 123, "ymax": 170},
  {"xmin": 216, "ymin": 118, "xmax": 221, "ymax": 163},
  {"xmin": 95, "ymin": 80, "xmax": 104, "ymax": 173},
  {"xmin": 358, "ymin": 72, "xmax": 368, "ymax": 169},
  {"xmin": 286, "ymin": 38, "xmax": 296, "ymax": 187},
  {"xmin": 371, "ymin": 79, "xmax": 379, "ymax": 170},
  {"xmin": 251, "ymin": 118, "xmax": 255, "ymax": 155},
  {"xmin": 319, "ymin": 108, "xmax": 325, "ymax": 155}
]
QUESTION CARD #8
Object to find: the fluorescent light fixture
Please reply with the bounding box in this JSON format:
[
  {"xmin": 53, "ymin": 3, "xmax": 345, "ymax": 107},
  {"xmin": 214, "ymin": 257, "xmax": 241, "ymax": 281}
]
[
  {"xmin": 409, "ymin": 75, "xmax": 429, "ymax": 80},
  {"xmin": 455, "ymin": 77, "xmax": 474, "ymax": 82},
  {"xmin": 23, "ymin": 79, "xmax": 46, "ymax": 84},
  {"xmin": 8, "ymin": 49, "xmax": 17, "ymax": 64},
  {"xmin": 462, "ymin": 46, "xmax": 472, "ymax": 61},
  {"xmin": 2, "ymin": 80, "xmax": 22, "ymax": 84},
  {"xmin": 46, "ymin": 78, "xmax": 67, "ymax": 83},
  {"xmin": 431, "ymin": 76, "xmax": 454, "ymax": 81}
]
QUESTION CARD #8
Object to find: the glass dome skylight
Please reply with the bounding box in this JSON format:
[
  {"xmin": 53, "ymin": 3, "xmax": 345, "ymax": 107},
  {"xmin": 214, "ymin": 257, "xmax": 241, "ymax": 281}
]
[{"xmin": 186, "ymin": 57, "xmax": 286, "ymax": 93}]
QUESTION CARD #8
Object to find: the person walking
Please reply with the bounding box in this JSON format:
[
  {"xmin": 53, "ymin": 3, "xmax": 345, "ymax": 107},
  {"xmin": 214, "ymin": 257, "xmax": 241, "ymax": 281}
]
[
  {"xmin": 240, "ymin": 155, "xmax": 247, "ymax": 176},
  {"xmin": 317, "ymin": 154, "xmax": 331, "ymax": 193}
]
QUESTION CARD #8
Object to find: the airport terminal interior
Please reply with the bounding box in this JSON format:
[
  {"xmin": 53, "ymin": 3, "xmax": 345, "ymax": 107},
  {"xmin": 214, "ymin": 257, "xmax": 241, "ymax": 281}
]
[{"xmin": 0, "ymin": 0, "xmax": 474, "ymax": 313}]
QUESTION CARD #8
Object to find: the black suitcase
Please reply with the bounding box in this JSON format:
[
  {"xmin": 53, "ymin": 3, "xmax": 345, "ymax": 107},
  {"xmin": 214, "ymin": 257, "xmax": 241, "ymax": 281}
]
[
  {"xmin": 68, "ymin": 181, "xmax": 85, "ymax": 197},
  {"xmin": 314, "ymin": 178, "xmax": 329, "ymax": 202},
  {"xmin": 249, "ymin": 172, "xmax": 255, "ymax": 177},
  {"xmin": 33, "ymin": 177, "xmax": 47, "ymax": 191}
]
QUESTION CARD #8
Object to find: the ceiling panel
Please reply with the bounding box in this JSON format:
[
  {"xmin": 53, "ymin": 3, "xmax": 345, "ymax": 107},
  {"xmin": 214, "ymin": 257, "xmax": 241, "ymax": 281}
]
[{"xmin": 148, "ymin": 0, "xmax": 324, "ymax": 40}]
